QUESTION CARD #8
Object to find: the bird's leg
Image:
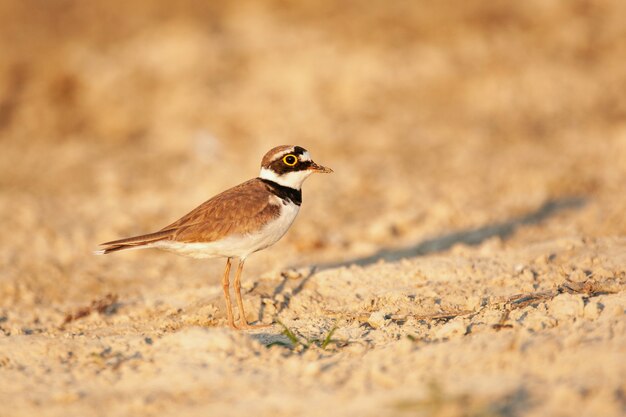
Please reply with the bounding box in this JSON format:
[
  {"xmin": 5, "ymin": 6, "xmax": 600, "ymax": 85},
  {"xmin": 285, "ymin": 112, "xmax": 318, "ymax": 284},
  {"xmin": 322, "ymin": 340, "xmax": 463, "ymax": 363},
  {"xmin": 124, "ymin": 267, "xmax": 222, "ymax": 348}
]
[
  {"xmin": 233, "ymin": 259, "xmax": 270, "ymax": 330},
  {"xmin": 221, "ymin": 258, "xmax": 237, "ymax": 329},
  {"xmin": 233, "ymin": 259, "xmax": 249, "ymax": 328}
]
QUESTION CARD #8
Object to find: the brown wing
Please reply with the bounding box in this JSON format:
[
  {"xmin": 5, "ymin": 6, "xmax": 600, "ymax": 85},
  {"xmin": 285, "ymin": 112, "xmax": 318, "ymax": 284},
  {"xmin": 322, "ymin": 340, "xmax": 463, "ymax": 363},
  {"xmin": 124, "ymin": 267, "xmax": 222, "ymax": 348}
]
[
  {"xmin": 160, "ymin": 178, "xmax": 279, "ymax": 243},
  {"xmin": 98, "ymin": 178, "xmax": 279, "ymax": 253}
]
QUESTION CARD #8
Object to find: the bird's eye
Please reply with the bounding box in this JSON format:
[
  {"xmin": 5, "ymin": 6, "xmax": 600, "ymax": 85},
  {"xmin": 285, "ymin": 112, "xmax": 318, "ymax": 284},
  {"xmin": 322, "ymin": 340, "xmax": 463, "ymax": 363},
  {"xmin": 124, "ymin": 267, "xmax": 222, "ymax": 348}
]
[{"xmin": 283, "ymin": 154, "xmax": 298, "ymax": 166}]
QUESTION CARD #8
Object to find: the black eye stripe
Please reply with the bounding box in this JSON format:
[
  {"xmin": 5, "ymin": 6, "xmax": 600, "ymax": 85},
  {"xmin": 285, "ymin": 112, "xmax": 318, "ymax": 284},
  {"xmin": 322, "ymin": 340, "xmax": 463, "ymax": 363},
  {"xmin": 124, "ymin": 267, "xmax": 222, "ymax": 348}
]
[{"xmin": 268, "ymin": 157, "xmax": 311, "ymax": 175}]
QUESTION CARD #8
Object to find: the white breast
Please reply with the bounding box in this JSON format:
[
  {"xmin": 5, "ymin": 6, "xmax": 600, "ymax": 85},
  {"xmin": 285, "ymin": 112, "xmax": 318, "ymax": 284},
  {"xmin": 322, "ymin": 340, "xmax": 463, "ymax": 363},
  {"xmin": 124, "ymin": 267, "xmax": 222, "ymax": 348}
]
[
  {"xmin": 151, "ymin": 197, "xmax": 300, "ymax": 259},
  {"xmin": 251, "ymin": 197, "xmax": 300, "ymax": 253}
]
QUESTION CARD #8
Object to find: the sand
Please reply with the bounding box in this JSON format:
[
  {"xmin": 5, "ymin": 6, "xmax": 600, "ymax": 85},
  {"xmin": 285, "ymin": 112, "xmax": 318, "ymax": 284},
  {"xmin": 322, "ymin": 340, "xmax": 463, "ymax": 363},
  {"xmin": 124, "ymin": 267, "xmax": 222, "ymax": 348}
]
[{"xmin": 0, "ymin": 1, "xmax": 625, "ymax": 416}]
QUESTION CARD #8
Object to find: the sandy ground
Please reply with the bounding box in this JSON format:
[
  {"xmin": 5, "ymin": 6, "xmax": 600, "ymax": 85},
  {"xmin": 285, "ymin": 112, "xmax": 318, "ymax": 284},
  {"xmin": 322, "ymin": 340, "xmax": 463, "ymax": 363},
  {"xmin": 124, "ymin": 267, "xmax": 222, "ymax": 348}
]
[{"xmin": 1, "ymin": 1, "xmax": 625, "ymax": 416}]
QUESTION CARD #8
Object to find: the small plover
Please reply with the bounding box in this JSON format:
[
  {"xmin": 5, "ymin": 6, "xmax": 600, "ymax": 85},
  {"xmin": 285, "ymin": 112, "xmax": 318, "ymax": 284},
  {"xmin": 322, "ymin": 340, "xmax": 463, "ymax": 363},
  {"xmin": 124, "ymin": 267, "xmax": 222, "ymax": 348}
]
[{"xmin": 96, "ymin": 145, "xmax": 332, "ymax": 329}]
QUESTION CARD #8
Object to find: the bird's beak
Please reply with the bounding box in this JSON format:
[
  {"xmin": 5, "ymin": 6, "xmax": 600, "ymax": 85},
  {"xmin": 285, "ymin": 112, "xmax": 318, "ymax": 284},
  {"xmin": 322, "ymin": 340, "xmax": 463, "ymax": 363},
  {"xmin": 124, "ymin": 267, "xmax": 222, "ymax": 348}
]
[{"xmin": 308, "ymin": 161, "xmax": 333, "ymax": 173}]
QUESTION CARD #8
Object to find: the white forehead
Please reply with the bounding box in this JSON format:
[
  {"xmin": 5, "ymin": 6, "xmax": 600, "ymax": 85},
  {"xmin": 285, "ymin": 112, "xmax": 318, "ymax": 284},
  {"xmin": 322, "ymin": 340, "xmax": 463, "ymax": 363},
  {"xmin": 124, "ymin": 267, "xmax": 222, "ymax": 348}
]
[{"xmin": 300, "ymin": 151, "xmax": 312, "ymax": 161}]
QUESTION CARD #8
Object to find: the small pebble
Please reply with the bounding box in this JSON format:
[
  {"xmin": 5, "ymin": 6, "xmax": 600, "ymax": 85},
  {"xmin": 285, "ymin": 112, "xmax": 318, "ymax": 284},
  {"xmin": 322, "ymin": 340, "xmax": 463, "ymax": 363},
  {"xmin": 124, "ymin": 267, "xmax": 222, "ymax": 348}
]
[{"xmin": 367, "ymin": 311, "xmax": 388, "ymax": 329}]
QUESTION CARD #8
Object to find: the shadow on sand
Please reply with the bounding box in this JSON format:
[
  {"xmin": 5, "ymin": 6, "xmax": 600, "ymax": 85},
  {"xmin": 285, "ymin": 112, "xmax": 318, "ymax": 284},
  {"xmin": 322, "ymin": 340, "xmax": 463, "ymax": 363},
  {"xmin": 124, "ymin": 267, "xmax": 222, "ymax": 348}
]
[{"xmin": 313, "ymin": 196, "xmax": 586, "ymax": 271}]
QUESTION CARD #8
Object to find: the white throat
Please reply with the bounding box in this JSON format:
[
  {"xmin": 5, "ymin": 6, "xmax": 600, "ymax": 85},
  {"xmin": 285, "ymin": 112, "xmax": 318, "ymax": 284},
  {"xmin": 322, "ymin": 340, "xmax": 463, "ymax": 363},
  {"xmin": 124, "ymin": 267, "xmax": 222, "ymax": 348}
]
[{"xmin": 259, "ymin": 167, "xmax": 313, "ymax": 189}]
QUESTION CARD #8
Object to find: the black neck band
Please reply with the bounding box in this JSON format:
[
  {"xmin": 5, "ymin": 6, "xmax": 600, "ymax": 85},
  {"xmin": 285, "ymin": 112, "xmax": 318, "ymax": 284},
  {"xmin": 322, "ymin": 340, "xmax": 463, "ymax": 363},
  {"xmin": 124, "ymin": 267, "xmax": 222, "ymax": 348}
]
[{"xmin": 259, "ymin": 178, "xmax": 302, "ymax": 206}]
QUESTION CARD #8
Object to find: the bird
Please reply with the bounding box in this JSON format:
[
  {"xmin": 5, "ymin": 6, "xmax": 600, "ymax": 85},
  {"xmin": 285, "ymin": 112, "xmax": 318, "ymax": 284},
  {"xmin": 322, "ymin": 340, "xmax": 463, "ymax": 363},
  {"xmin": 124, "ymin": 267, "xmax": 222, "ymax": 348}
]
[{"xmin": 95, "ymin": 145, "xmax": 332, "ymax": 329}]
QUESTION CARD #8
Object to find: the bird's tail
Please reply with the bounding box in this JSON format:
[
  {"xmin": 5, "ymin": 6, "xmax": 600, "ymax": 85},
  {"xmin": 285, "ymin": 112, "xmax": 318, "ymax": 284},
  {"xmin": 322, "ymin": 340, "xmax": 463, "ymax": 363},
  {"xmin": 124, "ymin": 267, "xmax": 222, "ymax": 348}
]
[{"xmin": 94, "ymin": 229, "xmax": 174, "ymax": 255}]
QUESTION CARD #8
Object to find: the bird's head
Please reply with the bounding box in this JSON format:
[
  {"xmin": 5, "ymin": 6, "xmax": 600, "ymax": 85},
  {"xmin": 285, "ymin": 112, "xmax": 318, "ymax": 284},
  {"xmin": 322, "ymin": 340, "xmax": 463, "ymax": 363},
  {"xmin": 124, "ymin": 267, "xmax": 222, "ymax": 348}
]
[{"xmin": 259, "ymin": 145, "xmax": 332, "ymax": 189}]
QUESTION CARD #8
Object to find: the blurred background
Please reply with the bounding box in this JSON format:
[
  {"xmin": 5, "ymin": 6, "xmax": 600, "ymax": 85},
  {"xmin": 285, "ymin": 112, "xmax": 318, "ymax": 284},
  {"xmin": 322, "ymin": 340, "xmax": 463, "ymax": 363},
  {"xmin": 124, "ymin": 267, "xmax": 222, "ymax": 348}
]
[{"xmin": 1, "ymin": 0, "xmax": 625, "ymax": 307}]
